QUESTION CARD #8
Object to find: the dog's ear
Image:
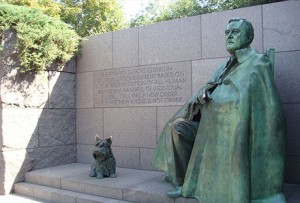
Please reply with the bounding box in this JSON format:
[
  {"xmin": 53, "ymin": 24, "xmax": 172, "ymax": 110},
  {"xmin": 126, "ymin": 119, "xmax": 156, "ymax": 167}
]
[
  {"xmin": 95, "ymin": 134, "xmax": 101, "ymax": 142},
  {"xmin": 106, "ymin": 136, "xmax": 112, "ymax": 143}
]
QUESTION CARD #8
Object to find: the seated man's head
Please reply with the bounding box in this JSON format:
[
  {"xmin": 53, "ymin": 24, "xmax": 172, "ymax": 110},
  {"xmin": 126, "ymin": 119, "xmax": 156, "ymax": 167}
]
[{"xmin": 225, "ymin": 17, "xmax": 254, "ymax": 55}]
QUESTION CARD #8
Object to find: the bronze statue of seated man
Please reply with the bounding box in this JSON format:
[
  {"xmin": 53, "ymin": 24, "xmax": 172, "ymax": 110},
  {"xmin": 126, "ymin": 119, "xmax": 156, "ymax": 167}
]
[{"xmin": 152, "ymin": 17, "xmax": 286, "ymax": 203}]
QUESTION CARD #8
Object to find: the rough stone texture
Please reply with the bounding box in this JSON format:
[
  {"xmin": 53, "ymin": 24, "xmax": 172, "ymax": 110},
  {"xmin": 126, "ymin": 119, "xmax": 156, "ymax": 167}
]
[
  {"xmin": 0, "ymin": 145, "xmax": 76, "ymax": 192},
  {"xmin": 1, "ymin": 109, "xmax": 42, "ymax": 150},
  {"xmin": 0, "ymin": 68, "xmax": 48, "ymax": 108},
  {"xmin": 1, "ymin": 29, "xmax": 21, "ymax": 67},
  {"xmin": 263, "ymin": 0, "xmax": 300, "ymax": 52},
  {"xmin": 49, "ymin": 72, "xmax": 76, "ymax": 108},
  {"xmin": 192, "ymin": 58, "xmax": 225, "ymax": 93},
  {"xmin": 104, "ymin": 107, "xmax": 156, "ymax": 148},
  {"xmin": 113, "ymin": 28, "xmax": 139, "ymax": 68},
  {"xmin": 48, "ymin": 57, "xmax": 77, "ymax": 73},
  {"xmin": 275, "ymin": 51, "xmax": 300, "ymax": 104},
  {"xmin": 201, "ymin": 5, "xmax": 263, "ymax": 59},
  {"xmin": 76, "ymin": 72, "xmax": 94, "ymax": 108},
  {"xmin": 77, "ymin": 108, "xmax": 103, "ymax": 145},
  {"xmin": 0, "ymin": 150, "xmax": 32, "ymax": 194},
  {"xmin": 139, "ymin": 16, "xmax": 201, "ymax": 65},
  {"xmin": 0, "ymin": 29, "xmax": 77, "ymax": 195},
  {"xmin": 29, "ymin": 145, "xmax": 77, "ymax": 170},
  {"xmin": 77, "ymin": 33, "xmax": 113, "ymax": 73},
  {"xmin": 38, "ymin": 109, "xmax": 76, "ymax": 147}
]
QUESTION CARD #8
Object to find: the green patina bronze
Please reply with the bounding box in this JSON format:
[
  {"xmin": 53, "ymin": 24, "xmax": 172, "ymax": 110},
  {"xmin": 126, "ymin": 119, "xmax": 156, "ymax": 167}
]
[{"xmin": 152, "ymin": 17, "xmax": 286, "ymax": 203}]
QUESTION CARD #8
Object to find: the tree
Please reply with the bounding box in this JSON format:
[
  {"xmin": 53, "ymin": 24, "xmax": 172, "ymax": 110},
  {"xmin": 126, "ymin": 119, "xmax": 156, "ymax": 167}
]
[
  {"xmin": 2, "ymin": 0, "xmax": 61, "ymax": 18},
  {"xmin": 129, "ymin": 0, "xmax": 283, "ymax": 27},
  {"xmin": 1, "ymin": 0, "xmax": 125, "ymax": 37}
]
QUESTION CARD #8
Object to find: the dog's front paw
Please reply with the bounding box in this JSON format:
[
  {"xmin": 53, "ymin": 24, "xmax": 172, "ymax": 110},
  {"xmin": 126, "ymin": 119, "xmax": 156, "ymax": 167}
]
[{"xmin": 109, "ymin": 173, "xmax": 117, "ymax": 178}]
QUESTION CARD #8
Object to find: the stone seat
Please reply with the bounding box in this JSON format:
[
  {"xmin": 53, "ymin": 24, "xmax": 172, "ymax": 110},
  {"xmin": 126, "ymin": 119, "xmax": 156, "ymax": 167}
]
[{"xmin": 11, "ymin": 163, "xmax": 300, "ymax": 203}]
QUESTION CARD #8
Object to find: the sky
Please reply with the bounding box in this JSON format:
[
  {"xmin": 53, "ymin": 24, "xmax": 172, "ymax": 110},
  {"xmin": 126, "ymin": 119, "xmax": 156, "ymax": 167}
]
[{"xmin": 118, "ymin": 0, "xmax": 172, "ymax": 20}]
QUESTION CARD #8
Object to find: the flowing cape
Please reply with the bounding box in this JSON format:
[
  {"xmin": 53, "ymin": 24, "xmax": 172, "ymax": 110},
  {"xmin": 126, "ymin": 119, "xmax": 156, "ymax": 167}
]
[{"xmin": 152, "ymin": 48, "xmax": 286, "ymax": 203}]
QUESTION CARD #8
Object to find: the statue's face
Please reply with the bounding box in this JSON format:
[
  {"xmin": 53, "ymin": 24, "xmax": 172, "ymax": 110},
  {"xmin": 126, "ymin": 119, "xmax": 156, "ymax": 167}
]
[{"xmin": 225, "ymin": 21, "xmax": 249, "ymax": 55}]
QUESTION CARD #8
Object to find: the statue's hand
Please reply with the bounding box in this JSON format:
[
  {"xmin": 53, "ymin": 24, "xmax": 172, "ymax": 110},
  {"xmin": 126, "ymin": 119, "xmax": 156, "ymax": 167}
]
[
  {"xmin": 188, "ymin": 87, "xmax": 212, "ymax": 113},
  {"xmin": 188, "ymin": 95, "xmax": 197, "ymax": 113},
  {"xmin": 187, "ymin": 90, "xmax": 202, "ymax": 114}
]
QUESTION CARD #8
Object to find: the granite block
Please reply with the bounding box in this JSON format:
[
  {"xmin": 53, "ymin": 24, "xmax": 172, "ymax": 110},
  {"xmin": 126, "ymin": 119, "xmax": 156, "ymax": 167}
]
[
  {"xmin": 156, "ymin": 106, "xmax": 181, "ymax": 141},
  {"xmin": 283, "ymin": 183, "xmax": 298, "ymax": 200},
  {"xmin": 29, "ymin": 145, "xmax": 77, "ymax": 170},
  {"xmin": 285, "ymin": 156, "xmax": 300, "ymax": 184},
  {"xmin": 140, "ymin": 148, "xmax": 156, "ymax": 170},
  {"xmin": 263, "ymin": 0, "xmax": 300, "ymax": 52},
  {"xmin": 25, "ymin": 173, "xmax": 61, "ymax": 189},
  {"xmin": 1, "ymin": 68, "xmax": 48, "ymax": 108},
  {"xmin": 25, "ymin": 163, "xmax": 89, "ymax": 188},
  {"xmin": 77, "ymin": 33, "xmax": 112, "ymax": 72},
  {"xmin": 38, "ymin": 109, "xmax": 76, "ymax": 147},
  {"xmin": 62, "ymin": 174, "xmax": 123, "ymax": 200},
  {"xmin": 284, "ymin": 104, "xmax": 300, "ymax": 156},
  {"xmin": 287, "ymin": 185, "xmax": 300, "ymax": 203},
  {"xmin": 0, "ymin": 150, "xmax": 31, "ymax": 194},
  {"xmin": 25, "ymin": 163, "xmax": 86, "ymax": 189},
  {"xmin": 94, "ymin": 62, "xmax": 192, "ymax": 107},
  {"xmin": 139, "ymin": 16, "xmax": 201, "ymax": 65},
  {"xmin": 13, "ymin": 183, "xmax": 34, "ymax": 198},
  {"xmin": 274, "ymin": 51, "xmax": 300, "ymax": 103},
  {"xmin": 1, "ymin": 29, "xmax": 21, "ymax": 67},
  {"xmin": 192, "ymin": 58, "xmax": 225, "ymax": 93},
  {"xmin": 1, "ymin": 108, "xmax": 41, "ymax": 150},
  {"xmin": 77, "ymin": 108, "xmax": 103, "ymax": 145},
  {"xmin": 201, "ymin": 5, "xmax": 263, "ymax": 59},
  {"xmin": 61, "ymin": 167, "xmax": 164, "ymax": 199},
  {"xmin": 76, "ymin": 72, "xmax": 94, "ymax": 108},
  {"xmin": 76, "ymin": 193, "xmax": 132, "ymax": 203},
  {"xmin": 49, "ymin": 72, "xmax": 76, "ymax": 108},
  {"xmin": 33, "ymin": 185, "xmax": 76, "ymax": 203},
  {"xmin": 113, "ymin": 28, "xmax": 139, "ymax": 68},
  {"xmin": 104, "ymin": 107, "xmax": 156, "ymax": 148},
  {"xmin": 48, "ymin": 57, "xmax": 77, "ymax": 73},
  {"xmin": 123, "ymin": 176, "xmax": 174, "ymax": 203},
  {"xmin": 112, "ymin": 147, "xmax": 140, "ymax": 169},
  {"xmin": 77, "ymin": 144, "xmax": 94, "ymax": 164}
]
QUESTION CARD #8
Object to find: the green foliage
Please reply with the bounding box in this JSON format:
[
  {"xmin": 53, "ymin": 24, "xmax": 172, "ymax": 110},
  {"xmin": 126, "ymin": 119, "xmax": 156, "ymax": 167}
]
[
  {"xmin": 0, "ymin": 3, "xmax": 81, "ymax": 72},
  {"xmin": 130, "ymin": 0, "xmax": 283, "ymax": 27},
  {"xmin": 2, "ymin": 0, "xmax": 125, "ymax": 37},
  {"xmin": 63, "ymin": 0, "xmax": 125, "ymax": 37}
]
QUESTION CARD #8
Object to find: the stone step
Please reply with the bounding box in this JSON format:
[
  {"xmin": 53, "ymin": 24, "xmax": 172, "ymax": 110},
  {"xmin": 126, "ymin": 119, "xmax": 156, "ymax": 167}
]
[
  {"xmin": 13, "ymin": 163, "xmax": 300, "ymax": 203},
  {"xmin": 14, "ymin": 182, "xmax": 132, "ymax": 203},
  {"xmin": 14, "ymin": 163, "xmax": 198, "ymax": 203},
  {"xmin": 0, "ymin": 194, "xmax": 52, "ymax": 203}
]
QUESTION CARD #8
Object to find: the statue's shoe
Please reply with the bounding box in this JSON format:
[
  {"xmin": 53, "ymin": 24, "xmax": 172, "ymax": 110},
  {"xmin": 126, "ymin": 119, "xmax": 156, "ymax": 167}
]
[{"xmin": 166, "ymin": 186, "xmax": 182, "ymax": 198}]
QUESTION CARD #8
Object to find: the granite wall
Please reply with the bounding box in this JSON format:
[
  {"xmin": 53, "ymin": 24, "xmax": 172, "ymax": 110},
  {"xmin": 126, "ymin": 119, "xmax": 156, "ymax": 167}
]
[
  {"xmin": 76, "ymin": 0, "xmax": 300, "ymax": 183},
  {"xmin": 0, "ymin": 30, "xmax": 77, "ymax": 194}
]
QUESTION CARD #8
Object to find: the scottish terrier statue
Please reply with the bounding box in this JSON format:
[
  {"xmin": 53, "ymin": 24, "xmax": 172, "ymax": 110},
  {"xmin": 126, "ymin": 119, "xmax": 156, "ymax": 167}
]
[{"xmin": 89, "ymin": 135, "xmax": 117, "ymax": 179}]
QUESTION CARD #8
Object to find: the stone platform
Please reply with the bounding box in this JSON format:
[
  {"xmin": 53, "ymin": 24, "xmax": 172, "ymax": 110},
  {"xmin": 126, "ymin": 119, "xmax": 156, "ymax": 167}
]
[{"xmin": 11, "ymin": 163, "xmax": 300, "ymax": 203}]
